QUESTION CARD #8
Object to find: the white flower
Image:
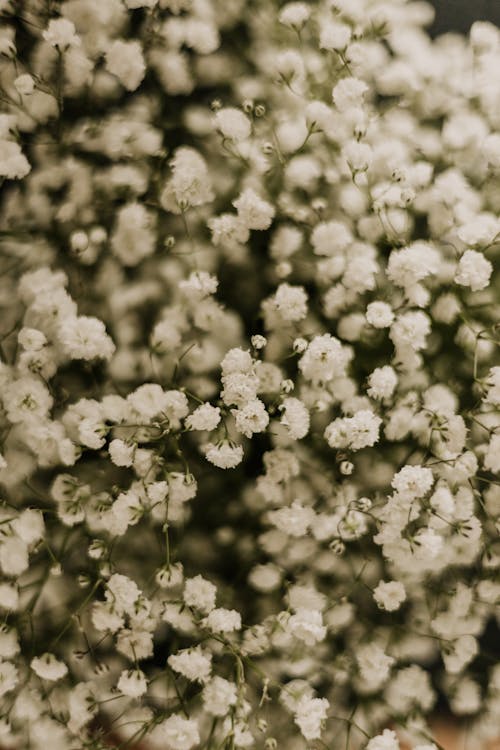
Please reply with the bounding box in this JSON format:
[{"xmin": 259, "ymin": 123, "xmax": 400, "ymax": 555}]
[
  {"xmin": 366, "ymin": 729, "xmax": 400, "ymax": 750},
  {"xmin": 279, "ymin": 2, "xmax": 311, "ymax": 29},
  {"xmin": 202, "ymin": 676, "xmax": 238, "ymax": 716},
  {"xmin": 367, "ymin": 366, "xmax": 398, "ymax": 400},
  {"xmin": 156, "ymin": 562, "xmax": 183, "ymax": 589},
  {"xmin": 215, "ymin": 108, "xmax": 251, "ymax": 141},
  {"xmin": 105, "ymin": 39, "xmax": 146, "ymax": 91},
  {"xmin": 385, "ymin": 666, "xmax": 435, "ymax": 714},
  {"xmin": 450, "ymin": 678, "xmax": 481, "ymax": 715},
  {"xmin": 57, "ymin": 316, "xmax": 115, "ymax": 361},
  {"xmin": 442, "ymin": 634, "xmax": 478, "ymax": 674},
  {"xmin": 185, "ymin": 403, "xmax": 221, "ymax": 431},
  {"xmin": 275, "ymin": 49, "xmax": 305, "ymax": 83},
  {"xmin": 105, "ymin": 573, "xmax": 141, "ymax": 614},
  {"xmin": 470, "ymin": 20, "xmax": 500, "ymax": 50},
  {"xmin": 127, "ymin": 383, "xmax": 171, "ymax": 421},
  {"xmin": 204, "ymin": 441, "xmax": 244, "ymax": 468},
  {"xmin": 415, "ymin": 527, "xmax": 443, "ymax": 559},
  {"xmin": 294, "ymin": 696, "xmax": 329, "ymax": 741},
  {"xmin": 390, "ymin": 311, "xmax": 431, "ymax": 351},
  {"xmin": 269, "ymin": 501, "xmax": 315, "ymax": 537},
  {"xmin": 108, "ymin": 439, "xmax": 135, "ymax": 467},
  {"xmin": 183, "ymin": 575, "xmax": 216, "ymax": 613},
  {"xmin": 111, "ymin": 202, "xmax": 156, "ymax": 266},
  {"xmin": 0, "ymin": 627, "xmax": 19, "ymax": 659},
  {"xmin": 248, "ymin": 563, "xmax": 282, "ymax": 592},
  {"xmin": 117, "ymin": 669, "xmax": 148, "ymax": 697},
  {"xmin": 457, "ymin": 214, "xmax": 500, "ymax": 247},
  {"xmin": 342, "ymin": 140, "xmax": 372, "ymax": 172},
  {"xmin": 484, "ymin": 367, "xmax": 500, "ymax": 406},
  {"xmin": 324, "ymin": 410, "xmax": 382, "ymax": 451},
  {"xmin": 0, "ymin": 584, "xmax": 19, "ymax": 612},
  {"xmin": 391, "ymin": 465, "xmax": 434, "ymax": 500},
  {"xmin": 279, "ymin": 397, "xmax": 310, "ymax": 439},
  {"xmin": 11, "ymin": 509, "xmax": 44, "ymax": 545},
  {"xmin": 299, "ymin": 334, "xmax": 350, "ymax": 383},
  {"xmin": 311, "ymin": 220, "xmax": 352, "ymax": 256},
  {"xmin": 273, "ymin": 283, "xmax": 308, "ymax": 322},
  {"xmin": 14, "ymin": 74, "xmax": 35, "ymax": 96},
  {"xmin": 373, "ymin": 580, "xmax": 406, "ymax": 611},
  {"xmin": 233, "ymin": 188, "xmax": 275, "ymax": 230},
  {"xmin": 287, "ymin": 609, "xmax": 326, "ymax": 645},
  {"xmin": 31, "ymin": 653, "xmax": 68, "ymax": 681},
  {"xmin": 320, "ymin": 21, "xmax": 351, "ymax": 50},
  {"xmin": 387, "ymin": 243, "xmax": 440, "ymax": 289},
  {"xmin": 179, "ymin": 270, "xmax": 218, "ymax": 299},
  {"xmin": 151, "ymin": 319, "xmax": 182, "ymax": 353},
  {"xmin": 232, "ymin": 398, "xmax": 269, "ymax": 438},
  {"xmin": 203, "ymin": 607, "xmax": 242, "ymax": 633},
  {"xmin": 91, "ymin": 602, "xmax": 124, "ymax": 633},
  {"xmin": 208, "ymin": 213, "xmax": 249, "ymax": 247},
  {"xmin": 366, "ymin": 301, "xmax": 394, "ymax": 329},
  {"xmin": 3, "ymin": 377, "xmax": 53, "ymax": 424},
  {"xmin": 251, "ymin": 334, "xmax": 267, "ymax": 349},
  {"xmin": 168, "ymin": 472, "xmax": 197, "ymax": 503},
  {"xmin": 42, "ymin": 18, "xmax": 80, "ymax": 49},
  {"xmin": 0, "ymin": 662, "xmax": 18, "ymax": 697},
  {"xmin": 221, "ymin": 348, "xmax": 254, "ymax": 375},
  {"xmin": 160, "ymin": 714, "xmax": 199, "ymax": 750},
  {"xmin": 357, "ymin": 643, "xmax": 395, "ymax": 687},
  {"xmin": 124, "ymin": 0, "xmax": 158, "ymax": 6},
  {"xmin": 18, "ymin": 327, "xmax": 47, "ymax": 351},
  {"xmin": 0, "ymin": 139, "xmax": 30, "ymax": 179},
  {"xmin": 161, "ymin": 147, "xmax": 213, "ymax": 213},
  {"xmin": 484, "ymin": 434, "xmax": 500, "ymax": 473},
  {"xmin": 454, "ymin": 249, "xmax": 492, "ymax": 291},
  {"xmin": 332, "ymin": 77, "xmax": 368, "ymax": 111},
  {"xmin": 168, "ymin": 646, "xmax": 212, "ymax": 682}
]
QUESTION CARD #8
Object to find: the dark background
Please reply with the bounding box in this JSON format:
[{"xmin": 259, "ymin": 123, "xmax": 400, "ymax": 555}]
[{"xmin": 429, "ymin": 0, "xmax": 500, "ymax": 35}]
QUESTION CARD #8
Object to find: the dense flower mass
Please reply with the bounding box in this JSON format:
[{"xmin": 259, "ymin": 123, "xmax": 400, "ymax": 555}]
[{"xmin": 0, "ymin": 1, "xmax": 499, "ymax": 749}]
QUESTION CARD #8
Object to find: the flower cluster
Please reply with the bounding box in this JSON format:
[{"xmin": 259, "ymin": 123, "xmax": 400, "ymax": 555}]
[{"xmin": 0, "ymin": 1, "xmax": 499, "ymax": 749}]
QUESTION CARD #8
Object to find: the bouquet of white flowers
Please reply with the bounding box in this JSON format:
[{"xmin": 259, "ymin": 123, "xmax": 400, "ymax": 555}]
[{"xmin": 0, "ymin": 1, "xmax": 499, "ymax": 748}]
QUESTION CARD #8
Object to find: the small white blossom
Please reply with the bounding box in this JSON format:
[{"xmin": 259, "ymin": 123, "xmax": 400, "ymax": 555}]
[
  {"xmin": 215, "ymin": 108, "xmax": 251, "ymax": 141},
  {"xmin": 332, "ymin": 77, "xmax": 368, "ymax": 111},
  {"xmin": 204, "ymin": 441, "xmax": 244, "ymax": 468},
  {"xmin": 161, "ymin": 147, "xmax": 214, "ymax": 213},
  {"xmin": 117, "ymin": 669, "xmax": 148, "ymax": 697},
  {"xmin": 159, "ymin": 714, "xmax": 199, "ymax": 750},
  {"xmin": 373, "ymin": 580, "xmax": 406, "ymax": 611},
  {"xmin": 183, "ymin": 575, "xmax": 216, "ymax": 613},
  {"xmin": 185, "ymin": 403, "xmax": 221, "ymax": 431},
  {"xmin": 43, "ymin": 18, "xmax": 80, "ymax": 49},
  {"xmin": 57, "ymin": 316, "xmax": 115, "ymax": 361},
  {"xmin": 324, "ymin": 410, "xmax": 382, "ymax": 451},
  {"xmin": 105, "ymin": 40, "xmax": 146, "ymax": 91},
  {"xmin": 202, "ymin": 676, "xmax": 238, "ymax": 716},
  {"xmin": 366, "ymin": 301, "xmax": 395, "ymax": 329},
  {"xmin": 279, "ymin": 397, "xmax": 310, "ymax": 439},
  {"xmin": 232, "ymin": 398, "xmax": 269, "ymax": 438},
  {"xmin": 168, "ymin": 646, "xmax": 212, "ymax": 682},
  {"xmin": 454, "ymin": 249, "xmax": 493, "ymax": 291},
  {"xmin": 294, "ymin": 696, "xmax": 329, "ymax": 741},
  {"xmin": 279, "ymin": 2, "xmax": 311, "ymax": 29},
  {"xmin": 366, "ymin": 729, "xmax": 400, "ymax": 750},
  {"xmin": 233, "ymin": 188, "xmax": 275, "ymax": 230},
  {"xmin": 203, "ymin": 607, "xmax": 242, "ymax": 633},
  {"xmin": 31, "ymin": 653, "xmax": 68, "ymax": 681},
  {"xmin": 0, "ymin": 139, "xmax": 30, "ymax": 179},
  {"xmin": 367, "ymin": 366, "xmax": 398, "ymax": 400}
]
